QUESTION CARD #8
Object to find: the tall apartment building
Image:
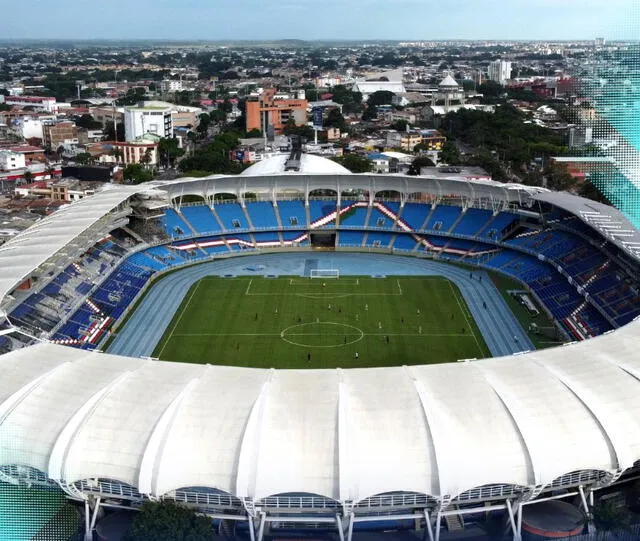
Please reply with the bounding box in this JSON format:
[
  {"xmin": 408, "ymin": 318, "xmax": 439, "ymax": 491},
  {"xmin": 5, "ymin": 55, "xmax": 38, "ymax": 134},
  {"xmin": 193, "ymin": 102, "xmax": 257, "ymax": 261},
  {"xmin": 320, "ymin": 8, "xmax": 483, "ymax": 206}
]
[
  {"xmin": 246, "ymin": 89, "xmax": 308, "ymax": 135},
  {"xmin": 124, "ymin": 105, "xmax": 173, "ymax": 142},
  {"xmin": 488, "ymin": 60, "xmax": 512, "ymax": 85}
]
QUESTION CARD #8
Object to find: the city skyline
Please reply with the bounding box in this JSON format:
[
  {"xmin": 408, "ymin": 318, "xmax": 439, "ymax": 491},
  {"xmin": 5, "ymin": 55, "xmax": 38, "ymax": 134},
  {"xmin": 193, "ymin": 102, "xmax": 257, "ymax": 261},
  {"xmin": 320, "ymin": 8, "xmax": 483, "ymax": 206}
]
[{"xmin": 3, "ymin": 0, "xmax": 639, "ymax": 41}]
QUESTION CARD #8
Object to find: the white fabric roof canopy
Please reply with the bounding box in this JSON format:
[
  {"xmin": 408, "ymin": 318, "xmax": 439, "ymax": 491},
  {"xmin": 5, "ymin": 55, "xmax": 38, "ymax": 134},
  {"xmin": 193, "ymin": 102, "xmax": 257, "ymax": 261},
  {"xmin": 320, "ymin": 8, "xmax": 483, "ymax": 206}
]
[{"xmin": 1, "ymin": 318, "xmax": 639, "ymax": 502}]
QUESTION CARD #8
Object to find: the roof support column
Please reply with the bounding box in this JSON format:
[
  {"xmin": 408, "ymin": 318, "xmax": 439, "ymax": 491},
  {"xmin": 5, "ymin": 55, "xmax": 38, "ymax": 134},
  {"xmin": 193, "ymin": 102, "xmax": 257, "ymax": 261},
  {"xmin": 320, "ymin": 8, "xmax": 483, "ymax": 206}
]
[
  {"xmin": 89, "ymin": 496, "xmax": 101, "ymax": 539},
  {"xmin": 248, "ymin": 511, "xmax": 256, "ymax": 541},
  {"xmin": 346, "ymin": 512, "xmax": 355, "ymax": 541},
  {"xmin": 84, "ymin": 500, "xmax": 91, "ymax": 541},
  {"xmin": 335, "ymin": 513, "xmax": 345, "ymax": 541},
  {"xmin": 505, "ymin": 499, "xmax": 520, "ymax": 541},
  {"xmin": 434, "ymin": 509, "xmax": 442, "ymax": 541},
  {"xmin": 423, "ymin": 509, "xmax": 434, "ymax": 541},
  {"xmin": 256, "ymin": 511, "xmax": 266, "ymax": 541}
]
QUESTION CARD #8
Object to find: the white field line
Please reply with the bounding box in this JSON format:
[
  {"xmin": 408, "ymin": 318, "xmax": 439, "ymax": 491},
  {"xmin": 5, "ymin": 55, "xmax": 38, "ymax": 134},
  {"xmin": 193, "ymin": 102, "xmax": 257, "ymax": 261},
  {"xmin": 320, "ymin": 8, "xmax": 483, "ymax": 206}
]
[
  {"xmin": 171, "ymin": 332, "xmax": 474, "ymax": 337},
  {"xmin": 447, "ymin": 281, "xmax": 484, "ymax": 356},
  {"xmin": 397, "ymin": 279, "xmax": 403, "ymax": 295},
  {"xmin": 157, "ymin": 281, "xmax": 202, "ymax": 358}
]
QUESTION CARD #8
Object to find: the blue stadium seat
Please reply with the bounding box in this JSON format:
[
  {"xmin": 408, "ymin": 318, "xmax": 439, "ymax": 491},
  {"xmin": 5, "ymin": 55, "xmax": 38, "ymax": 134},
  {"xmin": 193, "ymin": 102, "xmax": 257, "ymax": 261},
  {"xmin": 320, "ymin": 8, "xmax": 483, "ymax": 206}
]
[
  {"xmin": 365, "ymin": 232, "xmax": 395, "ymax": 248},
  {"xmin": 163, "ymin": 209, "xmax": 191, "ymax": 238},
  {"xmin": 393, "ymin": 234, "xmax": 419, "ymax": 251},
  {"xmin": 339, "ymin": 201, "xmax": 368, "ymax": 228},
  {"xmin": 481, "ymin": 212, "xmax": 519, "ymax": 240},
  {"xmin": 397, "ymin": 203, "xmax": 430, "ymax": 230},
  {"xmin": 425, "ymin": 205, "xmax": 462, "ymax": 232},
  {"xmin": 214, "ymin": 202, "xmax": 248, "ymax": 230},
  {"xmin": 309, "ymin": 200, "xmax": 337, "ymax": 227},
  {"xmin": 277, "ymin": 201, "xmax": 307, "ymax": 228},
  {"xmin": 246, "ymin": 201, "xmax": 279, "ymax": 229},
  {"xmin": 181, "ymin": 205, "xmax": 222, "ymax": 235},
  {"xmin": 339, "ymin": 231, "xmax": 365, "ymax": 247},
  {"xmin": 451, "ymin": 208, "xmax": 493, "ymax": 237}
]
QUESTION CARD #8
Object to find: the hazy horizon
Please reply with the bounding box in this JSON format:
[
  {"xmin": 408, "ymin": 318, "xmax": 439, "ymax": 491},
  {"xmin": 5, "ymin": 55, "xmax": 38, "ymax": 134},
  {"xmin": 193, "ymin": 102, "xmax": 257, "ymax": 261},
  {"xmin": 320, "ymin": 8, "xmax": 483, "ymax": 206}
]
[{"xmin": 3, "ymin": 0, "xmax": 639, "ymax": 41}]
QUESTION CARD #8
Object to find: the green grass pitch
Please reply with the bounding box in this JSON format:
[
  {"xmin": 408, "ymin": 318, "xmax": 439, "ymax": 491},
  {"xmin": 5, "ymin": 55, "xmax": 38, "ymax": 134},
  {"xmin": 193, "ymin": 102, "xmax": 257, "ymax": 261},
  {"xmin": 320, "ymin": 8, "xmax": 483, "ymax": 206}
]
[{"xmin": 153, "ymin": 276, "xmax": 491, "ymax": 369}]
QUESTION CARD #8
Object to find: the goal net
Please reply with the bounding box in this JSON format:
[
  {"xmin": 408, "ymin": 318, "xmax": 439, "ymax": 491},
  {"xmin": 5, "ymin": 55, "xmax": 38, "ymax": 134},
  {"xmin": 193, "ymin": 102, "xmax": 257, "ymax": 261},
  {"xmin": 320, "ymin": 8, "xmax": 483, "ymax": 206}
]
[{"xmin": 310, "ymin": 269, "xmax": 340, "ymax": 279}]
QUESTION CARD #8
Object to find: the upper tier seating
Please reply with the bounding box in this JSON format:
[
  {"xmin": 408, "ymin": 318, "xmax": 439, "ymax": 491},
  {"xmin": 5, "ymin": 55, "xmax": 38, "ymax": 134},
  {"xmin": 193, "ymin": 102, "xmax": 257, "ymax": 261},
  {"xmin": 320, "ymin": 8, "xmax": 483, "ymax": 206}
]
[
  {"xmin": 215, "ymin": 203, "xmax": 249, "ymax": 230},
  {"xmin": 181, "ymin": 205, "xmax": 222, "ymax": 235},
  {"xmin": 277, "ymin": 201, "xmax": 307, "ymax": 228},
  {"xmin": 425, "ymin": 205, "xmax": 462, "ymax": 232},
  {"xmin": 246, "ymin": 201, "xmax": 279, "ymax": 229}
]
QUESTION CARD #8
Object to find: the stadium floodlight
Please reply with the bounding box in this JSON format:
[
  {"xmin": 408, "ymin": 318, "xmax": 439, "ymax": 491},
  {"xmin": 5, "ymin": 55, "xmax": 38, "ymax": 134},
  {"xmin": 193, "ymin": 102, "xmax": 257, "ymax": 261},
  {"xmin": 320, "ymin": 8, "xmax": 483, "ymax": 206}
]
[{"xmin": 310, "ymin": 269, "xmax": 340, "ymax": 279}]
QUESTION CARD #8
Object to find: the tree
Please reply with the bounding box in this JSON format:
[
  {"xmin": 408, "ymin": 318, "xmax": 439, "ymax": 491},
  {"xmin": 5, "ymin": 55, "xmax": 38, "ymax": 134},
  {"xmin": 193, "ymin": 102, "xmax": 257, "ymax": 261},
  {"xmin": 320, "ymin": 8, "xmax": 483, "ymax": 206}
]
[
  {"xmin": 123, "ymin": 500, "xmax": 212, "ymax": 541},
  {"xmin": 325, "ymin": 108, "xmax": 346, "ymax": 131},
  {"xmin": 367, "ymin": 90, "xmax": 395, "ymax": 106},
  {"xmin": 116, "ymin": 87, "xmax": 146, "ymax": 106},
  {"xmin": 74, "ymin": 152, "xmax": 92, "ymax": 165},
  {"xmin": 245, "ymin": 128, "xmax": 262, "ymax": 138},
  {"xmin": 362, "ymin": 103, "xmax": 377, "ymax": 122},
  {"xmin": 123, "ymin": 163, "xmax": 154, "ymax": 184},
  {"xmin": 334, "ymin": 154, "xmax": 373, "ymax": 173},
  {"xmin": 408, "ymin": 156, "xmax": 436, "ymax": 175},
  {"xmin": 197, "ymin": 113, "xmax": 211, "ymax": 137},
  {"xmin": 104, "ymin": 122, "xmax": 125, "ymax": 142},
  {"xmin": 439, "ymin": 140, "xmax": 462, "ymax": 165},
  {"xmin": 158, "ymin": 137, "xmax": 185, "ymax": 168},
  {"xmin": 391, "ymin": 119, "xmax": 409, "ymax": 132},
  {"xmin": 75, "ymin": 114, "xmax": 101, "ymax": 130},
  {"xmin": 23, "ymin": 171, "xmax": 33, "ymax": 183},
  {"xmin": 140, "ymin": 148, "xmax": 153, "ymax": 168}
]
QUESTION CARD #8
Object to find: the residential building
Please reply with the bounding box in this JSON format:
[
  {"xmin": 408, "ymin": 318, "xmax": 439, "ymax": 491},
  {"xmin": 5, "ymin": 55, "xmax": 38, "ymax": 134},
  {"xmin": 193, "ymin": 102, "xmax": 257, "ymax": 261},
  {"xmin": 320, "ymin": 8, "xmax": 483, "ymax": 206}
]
[
  {"xmin": 110, "ymin": 137, "xmax": 159, "ymax": 166},
  {"xmin": 245, "ymin": 89, "xmax": 308, "ymax": 135},
  {"xmin": 0, "ymin": 150, "xmax": 26, "ymax": 171},
  {"xmin": 386, "ymin": 131, "xmax": 422, "ymax": 151},
  {"xmin": 367, "ymin": 153, "xmax": 391, "ymax": 173},
  {"xmin": 0, "ymin": 95, "xmax": 58, "ymax": 113},
  {"xmin": 42, "ymin": 121, "xmax": 79, "ymax": 150},
  {"xmin": 488, "ymin": 60, "xmax": 512, "ymax": 85},
  {"xmin": 90, "ymin": 106, "xmax": 125, "ymax": 127},
  {"xmin": 160, "ymin": 79, "xmax": 183, "ymax": 93}
]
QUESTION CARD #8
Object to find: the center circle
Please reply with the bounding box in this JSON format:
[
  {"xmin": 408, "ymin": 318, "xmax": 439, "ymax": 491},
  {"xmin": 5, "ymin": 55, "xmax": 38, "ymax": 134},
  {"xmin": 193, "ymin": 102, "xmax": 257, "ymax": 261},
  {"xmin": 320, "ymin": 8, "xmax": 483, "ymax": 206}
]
[{"xmin": 280, "ymin": 322, "xmax": 364, "ymax": 348}]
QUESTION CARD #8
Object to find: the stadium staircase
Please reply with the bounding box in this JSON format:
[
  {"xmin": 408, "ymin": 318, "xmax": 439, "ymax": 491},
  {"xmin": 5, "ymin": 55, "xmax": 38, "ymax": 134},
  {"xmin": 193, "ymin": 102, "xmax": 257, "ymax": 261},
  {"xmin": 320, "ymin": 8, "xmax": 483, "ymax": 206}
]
[
  {"xmin": 444, "ymin": 509, "xmax": 464, "ymax": 532},
  {"xmin": 178, "ymin": 209, "xmax": 199, "ymax": 237},
  {"xmin": 209, "ymin": 205, "xmax": 226, "ymax": 232},
  {"xmin": 446, "ymin": 207, "xmax": 468, "ymax": 234},
  {"xmin": 420, "ymin": 205, "xmax": 437, "ymax": 231},
  {"xmin": 305, "ymin": 202, "xmax": 311, "ymax": 228},
  {"xmin": 273, "ymin": 203, "xmax": 284, "ymax": 229},
  {"xmin": 242, "ymin": 204, "xmax": 255, "ymax": 230}
]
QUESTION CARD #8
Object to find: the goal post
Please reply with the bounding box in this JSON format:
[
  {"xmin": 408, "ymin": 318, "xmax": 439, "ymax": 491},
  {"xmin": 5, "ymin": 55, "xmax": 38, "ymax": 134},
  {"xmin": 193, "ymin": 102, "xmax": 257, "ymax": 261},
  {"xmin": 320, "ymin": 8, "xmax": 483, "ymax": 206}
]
[{"xmin": 310, "ymin": 269, "xmax": 340, "ymax": 279}]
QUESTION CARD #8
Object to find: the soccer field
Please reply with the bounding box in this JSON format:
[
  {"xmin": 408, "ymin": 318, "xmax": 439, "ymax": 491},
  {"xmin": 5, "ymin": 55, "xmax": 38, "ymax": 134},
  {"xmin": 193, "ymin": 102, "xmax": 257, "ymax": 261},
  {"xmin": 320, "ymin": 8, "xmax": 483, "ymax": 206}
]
[{"xmin": 153, "ymin": 276, "xmax": 490, "ymax": 368}]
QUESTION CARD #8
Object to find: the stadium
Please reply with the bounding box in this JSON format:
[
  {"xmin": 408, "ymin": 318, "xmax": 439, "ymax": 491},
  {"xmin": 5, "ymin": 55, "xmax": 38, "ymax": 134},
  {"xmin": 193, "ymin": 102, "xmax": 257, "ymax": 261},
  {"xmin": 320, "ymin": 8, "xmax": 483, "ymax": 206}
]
[{"xmin": 1, "ymin": 153, "xmax": 640, "ymax": 541}]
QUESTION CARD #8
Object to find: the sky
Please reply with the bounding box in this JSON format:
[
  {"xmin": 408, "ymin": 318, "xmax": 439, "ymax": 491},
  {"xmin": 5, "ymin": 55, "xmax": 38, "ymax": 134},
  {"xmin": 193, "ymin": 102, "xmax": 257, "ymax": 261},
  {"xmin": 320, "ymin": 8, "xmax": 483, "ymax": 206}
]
[{"xmin": 2, "ymin": 0, "xmax": 639, "ymax": 41}]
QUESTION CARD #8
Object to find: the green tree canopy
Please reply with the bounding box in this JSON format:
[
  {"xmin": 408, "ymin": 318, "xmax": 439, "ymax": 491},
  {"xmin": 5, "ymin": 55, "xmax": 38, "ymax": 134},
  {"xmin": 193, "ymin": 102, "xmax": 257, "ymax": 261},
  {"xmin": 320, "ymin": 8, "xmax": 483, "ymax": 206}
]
[
  {"xmin": 439, "ymin": 141, "xmax": 462, "ymax": 165},
  {"xmin": 408, "ymin": 156, "xmax": 436, "ymax": 175},
  {"xmin": 367, "ymin": 90, "xmax": 395, "ymax": 106},
  {"xmin": 325, "ymin": 108, "xmax": 346, "ymax": 131},
  {"xmin": 123, "ymin": 500, "xmax": 213, "ymax": 541},
  {"xmin": 75, "ymin": 114, "xmax": 102, "ymax": 130},
  {"xmin": 123, "ymin": 163, "xmax": 154, "ymax": 184},
  {"xmin": 158, "ymin": 138, "xmax": 185, "ymax": 168},
  {"xmin": 333, "ymin": 154, "xmax": 373, "ymax": 173}
]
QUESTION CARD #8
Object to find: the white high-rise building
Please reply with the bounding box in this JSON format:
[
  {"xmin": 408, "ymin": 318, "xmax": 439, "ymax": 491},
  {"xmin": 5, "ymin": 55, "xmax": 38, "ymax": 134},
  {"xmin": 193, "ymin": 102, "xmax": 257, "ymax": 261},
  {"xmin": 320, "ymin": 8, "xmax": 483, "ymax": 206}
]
[
  {"xmin": 488, "ymin": 60, "xmax": 512, "ymax": 85},
  {"xmin": 124, "ymin": 105, "xmax": 173, "ymax": 142}
]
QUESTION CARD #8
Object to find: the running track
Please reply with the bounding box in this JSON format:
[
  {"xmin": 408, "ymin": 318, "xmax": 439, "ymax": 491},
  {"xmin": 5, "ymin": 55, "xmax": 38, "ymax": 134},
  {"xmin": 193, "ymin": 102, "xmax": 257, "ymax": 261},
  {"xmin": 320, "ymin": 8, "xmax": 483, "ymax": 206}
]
[{"xmin": 106, "ymin": 252, "xmax": 534, "ymax": 359}]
